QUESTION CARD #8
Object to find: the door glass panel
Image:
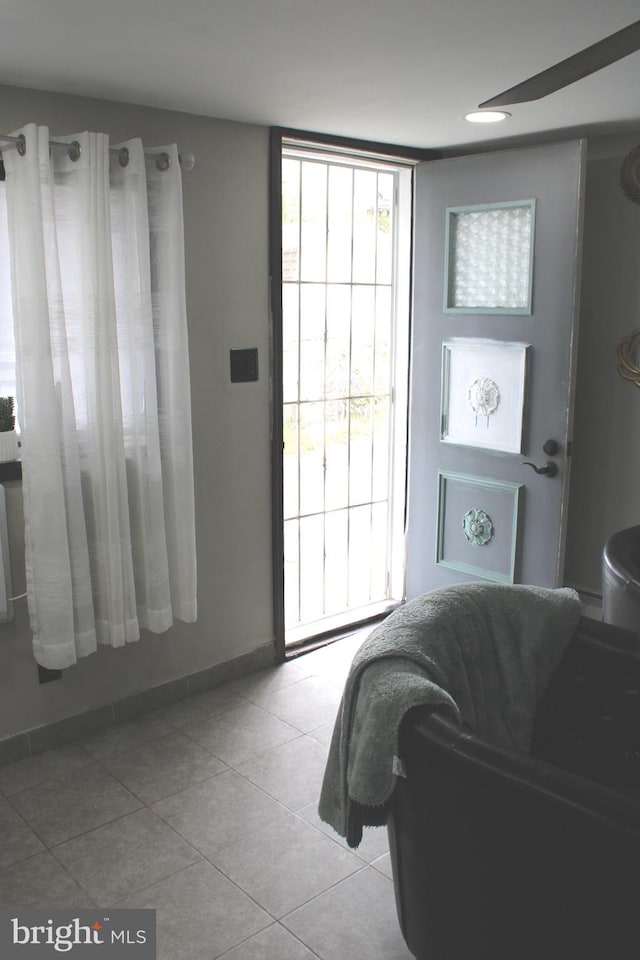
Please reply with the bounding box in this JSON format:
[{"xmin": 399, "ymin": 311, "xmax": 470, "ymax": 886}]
[
  {"xmin": 376, "ymin": 173, "xmax": 394, "ymax": 285},
  {"xmin": 299, "ymin": 284, "xmax": 325, "ymax": 402},
  {"xmin": 446, "ymin": 201, "xmax": 535, "ymax": 312},
  {"xmin": 284, "ymin": 518, "xmax": 300, "ymax": 628},
  {"xmin": 326, "ymin": 285, "xmax": 351, "ymax": 400},
  {"xmin": 352, "ymin": 170, "xmax": 377, "ymax": 284},
  {"xmin": 283, "ymin": 403, "xmax": 299, "ymax": 520},
  {"xmin": 282, "ymin": 284, "xmax": 299, "ymax": 403},
  {"xmin": 324, "ymin": 399, "xmax": 349, "ymax": 512},
  {"xmin": 372, "ymin": 397, "xmax": 390, "ymax": 501},
  {"xmin": 348, "ymin": 504, "xmax": 372, "ymax": 607},
  {"xmin": 327, "ymin": 166, "xmax": 353, "ymax": 284},
  {"xmin": 371, "ymin": 501, "xmax": 389, "ymax": 599},
  {"xmin": 298, "ymin": 401, "xmax": 325, "ymax": 517},
  {"xmin": 299, "ymin": 513, "xmax": 324, "ymax": 623},
  {"xmin": 349, "ymin": 397, "xmax": 373, "ymax": 506},
  {"xmin": 351, "ymin": 285, "xmax": 375, "ymax": 397},
  {"xmin": 325, "ymin": 509, "xmax": 349, "ymax": 615},
  {"xmin": 300, "ymin": 162, "xmax": 327, "ymax": 283},
  {"xmin": 374, "ymin": 286, "xmax": 392, "ymax": 394},
  {"xmin": 282, "ymin": 159, "xmax": 300, "ymax": 283}
]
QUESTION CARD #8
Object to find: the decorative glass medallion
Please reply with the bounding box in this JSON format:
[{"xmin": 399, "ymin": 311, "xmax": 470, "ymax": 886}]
[
  {"xmin": 462, "ymin": 508, "xmax": 494, "ymax": 546},
  {"xmin": 468, "ymin": 376, "xmax": 500, "ymax": 426}
]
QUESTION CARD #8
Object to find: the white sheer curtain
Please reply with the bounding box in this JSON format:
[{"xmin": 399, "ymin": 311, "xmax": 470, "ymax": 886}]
[{"xmin": 0, "ymin": 123, "xmax": 196, "ymax": 669}]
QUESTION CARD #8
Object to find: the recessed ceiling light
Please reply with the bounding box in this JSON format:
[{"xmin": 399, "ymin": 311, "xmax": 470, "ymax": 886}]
[{"xmin": 464, "ymin": 110, "xmax": 511, "ymax": 123}]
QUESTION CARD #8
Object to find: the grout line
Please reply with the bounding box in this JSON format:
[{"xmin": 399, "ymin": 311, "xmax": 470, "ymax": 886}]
[
  {"xmin": 86, "ymin": 744, "xmax": 231, "ymax": 808},
  {"xmin": 44, "ymin": 805, "xmax": 208, "ymax": 906},
  {"xmin": 34, "ymin": 848, "xmax": 101, "ymax": 908},
  {"xmin": 149, "ymin": 770, "xmax": 292, "ymax": 858},
  {"xmin": 278, "ymin": 861, "xmax": 372, "ymax": 923},
  {"xmin": 0, "ymin": 796, "xmax": 49, "ymax": 866},
  {"xmin": 212, "ymin": 922, "xmax": 278, "ymax": 959},
  {"xmin": 214, "ymin": 921, "xmax": 325, "ymax": 960},
  {"xmin": 204, "ymin": 833, "xmax": 364, "ymax": 925},
  {"xmin": 201, "ymin": 853, "xmax": 283, "ymax": 925},
  {"xmin": 281, "ymin": 924, "xmax": 325, "ymax": 960},
  {"xmin": 0, "ymin": 744, "xmax": 96, "ymax": 799},
  {"xmin": 290, "ymin": 806, "xmax": 389, "ymax": 867},
  {"xmin": 0, "ymin": 655, "xmax": 393, "ymax": 957}
]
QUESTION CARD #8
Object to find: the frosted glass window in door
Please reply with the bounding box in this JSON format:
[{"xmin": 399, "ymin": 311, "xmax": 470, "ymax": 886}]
[{"xmin": 445, "ymin": 200, "xmax": 535, "ymax": 314}]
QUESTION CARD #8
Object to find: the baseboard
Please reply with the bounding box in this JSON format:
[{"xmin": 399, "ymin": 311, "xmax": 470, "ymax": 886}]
[{"xmin": 0, "ymin": 642, "xmax": 276, "ymax": 768}]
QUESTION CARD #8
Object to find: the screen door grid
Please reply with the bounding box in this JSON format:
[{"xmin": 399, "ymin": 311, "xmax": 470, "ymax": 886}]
[{"xmin": 282, "ymin": 152, "xmax": 400, "ymax": 639}]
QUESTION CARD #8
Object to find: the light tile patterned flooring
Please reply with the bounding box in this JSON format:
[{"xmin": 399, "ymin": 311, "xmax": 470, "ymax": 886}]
[{"xmin": 0, "ymin": 633, "xmax": 413, "ymax": 960}]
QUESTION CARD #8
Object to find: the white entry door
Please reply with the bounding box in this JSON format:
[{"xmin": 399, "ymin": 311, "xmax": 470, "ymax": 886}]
[{"xmin": 406, "ymin": 140, "xmax": 586, "ymax": 596}]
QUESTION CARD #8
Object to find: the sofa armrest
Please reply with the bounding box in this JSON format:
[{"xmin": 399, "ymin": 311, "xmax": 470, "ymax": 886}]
[
  {"xmin": 390, "ymin": 704, "xmax": 640, "ymax": 960},
  {"xmin": 406, "ymin": 708, "xmax": 640, "ymax": 836},
  {"xmin": 571, "ymin": 614, "xmax": 640, "ymax": 657},
  {"xmin": 531, "ymin": 616, "xmax": 640, "ymax": 794}
]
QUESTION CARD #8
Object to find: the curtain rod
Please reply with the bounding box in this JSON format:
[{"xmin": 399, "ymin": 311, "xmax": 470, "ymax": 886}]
[{"xmin": 0, "ymin": 133, "xmax": 195, "ymax": 171}]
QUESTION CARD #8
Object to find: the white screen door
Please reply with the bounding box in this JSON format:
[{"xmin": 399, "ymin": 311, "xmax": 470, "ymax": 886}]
[{"xmin": 281, "ymin": 143, "xmax": 412, "ymax": 646}]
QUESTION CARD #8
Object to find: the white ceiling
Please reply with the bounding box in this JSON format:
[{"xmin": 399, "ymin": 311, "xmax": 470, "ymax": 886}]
[{"xmin": 1, "ymin": 0, "xmax": 639, "ymax": 150}]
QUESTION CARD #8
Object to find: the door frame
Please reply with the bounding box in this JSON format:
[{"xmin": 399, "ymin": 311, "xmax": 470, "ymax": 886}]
[{"xmin": 268, "ymin": 127, "xmax": 438, "ymax": 661}]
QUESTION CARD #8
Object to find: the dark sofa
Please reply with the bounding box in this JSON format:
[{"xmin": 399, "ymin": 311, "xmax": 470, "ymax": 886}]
[{"xmin": 387, "ymin": 617, "xmax": 640, "ymax": 960}]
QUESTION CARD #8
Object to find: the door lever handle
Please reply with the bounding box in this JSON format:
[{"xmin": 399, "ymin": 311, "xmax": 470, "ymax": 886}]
[{"xmin": 522, "ymin": 460, "xmax": 558, "ymax": 478}]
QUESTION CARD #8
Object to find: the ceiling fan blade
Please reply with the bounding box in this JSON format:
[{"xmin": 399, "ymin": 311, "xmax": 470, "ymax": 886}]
[{"xmin": 478, "ymin": 18, "xmax": 640, "ymax": 108}]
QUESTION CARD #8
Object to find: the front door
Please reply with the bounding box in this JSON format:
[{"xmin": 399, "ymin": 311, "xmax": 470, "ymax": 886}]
[{"xmin": 406, "ymin": 140, "xmax": 586, "ymax": 596}]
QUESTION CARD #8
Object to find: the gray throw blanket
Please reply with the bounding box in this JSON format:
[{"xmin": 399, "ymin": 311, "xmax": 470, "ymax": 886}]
[{"xmin": 318, "ymin": 582, "xmax": 581, "ymax": 847}]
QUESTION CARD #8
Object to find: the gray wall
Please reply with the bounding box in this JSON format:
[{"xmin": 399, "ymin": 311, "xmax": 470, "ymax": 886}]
[
  {"xmin": 0, "ymin": 84, "xmax": 275, "ymax": 739},
  {"xmin": 564, "ymin": 137, "xmax": 640, "ymax": 594},
  {"xmin": 0, "ymin": 81, "xmax": 638, "ymax": 739}
]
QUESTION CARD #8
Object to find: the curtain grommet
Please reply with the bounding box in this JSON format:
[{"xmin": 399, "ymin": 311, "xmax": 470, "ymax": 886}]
[
  {"xmin": 16, "ymin": 134, "xmax": 26, "ymax": 157},
  {"xmin": 118, "ymin": 147, "xmax": 130, "ymax": 168},
  {"xmin": 155, "ymin": 152, "xmax": 170, "ymax": 172},
  {"xmin": 68, "ymin": 141, "xmax": 81, "ymax": 163},
  {"xmin": 179, "ymin": 152, "xmax": 195, "ymax": 172}
]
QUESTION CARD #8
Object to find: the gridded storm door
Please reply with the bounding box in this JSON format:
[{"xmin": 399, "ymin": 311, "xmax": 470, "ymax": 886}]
[{"xmin": 281, "ymin": 143, "xmax": 411, "ymax": 646}]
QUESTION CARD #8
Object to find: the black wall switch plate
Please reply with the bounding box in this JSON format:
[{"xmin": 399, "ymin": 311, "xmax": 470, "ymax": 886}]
[{"xmin": 230, "ymin": 348, "xmax": 259, "ymax": 383}]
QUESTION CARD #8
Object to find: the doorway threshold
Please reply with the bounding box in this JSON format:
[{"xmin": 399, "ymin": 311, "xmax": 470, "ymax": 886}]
[{"xmin": 285, "ymin": 600, "xmax": 399, "ymax": 660}]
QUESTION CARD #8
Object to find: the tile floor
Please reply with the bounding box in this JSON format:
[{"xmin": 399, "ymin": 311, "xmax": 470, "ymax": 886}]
[{"xmin": 0, "ymin": 632, "xmax": 413, "ymax": 960}]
